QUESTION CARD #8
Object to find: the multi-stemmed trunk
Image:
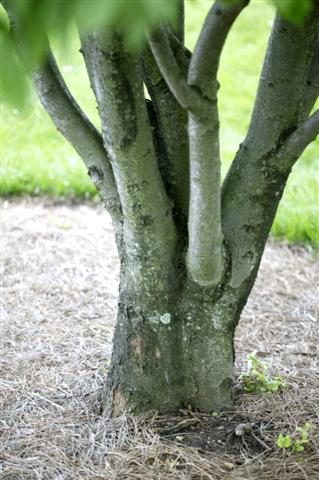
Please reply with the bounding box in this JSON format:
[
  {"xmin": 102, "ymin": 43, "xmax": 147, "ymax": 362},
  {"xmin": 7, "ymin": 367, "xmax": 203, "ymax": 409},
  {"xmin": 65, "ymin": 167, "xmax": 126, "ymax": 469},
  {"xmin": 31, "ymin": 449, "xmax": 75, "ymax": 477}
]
[
  {"xmin": 107, "ymin": 262, "xmax": 243, "ymax": 415},
  {"xmin": 4, "ymin": 0, "xmax": 319, "ymax": 415}
]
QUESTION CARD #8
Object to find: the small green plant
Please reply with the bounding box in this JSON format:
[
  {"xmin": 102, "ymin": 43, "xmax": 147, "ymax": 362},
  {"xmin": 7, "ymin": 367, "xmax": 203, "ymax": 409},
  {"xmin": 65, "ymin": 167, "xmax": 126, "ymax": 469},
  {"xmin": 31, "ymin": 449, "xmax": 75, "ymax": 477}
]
[
  {"xmin": 277, "ymin": 423, "xmax": 313, "ymax": 453},
  {"xmin": 277, "ymin": 433, "xmax": 292, "ymax": 449},
  {"xmin": 294, "ymin": 423, "xmax": 314, "ymax": 452},
  {"xmin": 240, "ymin": 354, "xmax": 285, "ymax": 393}
]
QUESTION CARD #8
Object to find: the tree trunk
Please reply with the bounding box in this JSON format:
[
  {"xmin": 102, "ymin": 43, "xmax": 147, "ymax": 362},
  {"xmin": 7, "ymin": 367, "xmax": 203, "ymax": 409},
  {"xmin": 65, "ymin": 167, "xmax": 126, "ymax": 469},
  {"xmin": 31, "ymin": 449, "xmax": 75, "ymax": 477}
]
[
  {"xmin": 104, "ymin": 261, "xmax": 247, "ymax": 415},
  {"xmin": 6, "ymin": 0, "xmax": 318, "ymax": 418}
]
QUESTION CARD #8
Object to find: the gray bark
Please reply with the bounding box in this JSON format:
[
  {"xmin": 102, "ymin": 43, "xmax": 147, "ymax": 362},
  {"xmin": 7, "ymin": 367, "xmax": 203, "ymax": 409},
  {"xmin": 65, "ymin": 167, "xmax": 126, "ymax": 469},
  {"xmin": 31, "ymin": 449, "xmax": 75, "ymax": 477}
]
[
  {"xmin": 298, "ymin": 34, "xmax": 319, "ymax": 120},
  {"xmin": 143, "ymin": 17, "xmax": 191, "ymax": 230},
  {"xmin": 80, "ymin": 29, "xmax": 178, "ymax": 308},
  {"xmin": 4, "ymin": 0, "xmax": 319, "ymax": 415},
  {"xmin": 173, "ymin": 0, "xmax": 185, "ymax": 45},
  {"xmin": 188, "ymin": 0, "xmax": 249, "ymax": 98},
  {"xmin": 149, "ymin": 1, "xmax": 248, "ymax": 287},
  {"xmin": 222, "ymin": 9, "xmax": 319, "ymax": 293},
  {"xmin": 185, "ymin": 0, "xmax": 249, "ymax": 286},
  {"xmin": 143, "ymin": 47, "xmax": 190, "ymax": 230},
  {"xmin": 187, "ymin": 109, "xmax": 225, "ymax": 286},
  {"xmin": 279, "ymin": 109, "xmax": 319, "ymax": 166},
  {"xmin": 105, "ymin": 267, "xmax": 237, "ymax": 414},
  {"xmin": 32, "ymin": 53, "xmax": 122, "ymax": 231},
  {"xmin": 2, "ymin": 2, "xmax": 122, "ymax": 230}
]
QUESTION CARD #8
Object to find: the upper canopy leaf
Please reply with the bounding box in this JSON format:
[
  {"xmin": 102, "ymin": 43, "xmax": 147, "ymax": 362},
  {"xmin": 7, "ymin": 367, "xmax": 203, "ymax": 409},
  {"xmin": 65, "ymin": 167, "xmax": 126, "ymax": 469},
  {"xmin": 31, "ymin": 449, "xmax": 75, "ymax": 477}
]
[{"xmin": 1, "ymin": 0, "xmax": 318, "ymax": 105}]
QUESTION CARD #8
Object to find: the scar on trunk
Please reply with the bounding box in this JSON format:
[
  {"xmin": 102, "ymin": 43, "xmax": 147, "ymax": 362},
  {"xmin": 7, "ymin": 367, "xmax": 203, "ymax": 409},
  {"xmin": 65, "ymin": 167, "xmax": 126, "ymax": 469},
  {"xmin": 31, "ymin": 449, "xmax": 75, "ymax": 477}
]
[
  {"xmin": 130, "ymin": 335, "xmax": 143, "ymax": 360},
  {"xmin": 112, "ymin": 387, "xmax": 127, "ymax": 417}
]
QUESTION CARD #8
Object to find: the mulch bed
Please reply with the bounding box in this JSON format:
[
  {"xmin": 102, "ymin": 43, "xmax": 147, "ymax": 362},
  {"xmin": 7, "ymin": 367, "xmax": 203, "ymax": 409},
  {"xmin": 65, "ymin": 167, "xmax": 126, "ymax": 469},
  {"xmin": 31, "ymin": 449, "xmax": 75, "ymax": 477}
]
[{"xmin": 1, "ymin": 198, "xmax": 318, "ymax": 479}]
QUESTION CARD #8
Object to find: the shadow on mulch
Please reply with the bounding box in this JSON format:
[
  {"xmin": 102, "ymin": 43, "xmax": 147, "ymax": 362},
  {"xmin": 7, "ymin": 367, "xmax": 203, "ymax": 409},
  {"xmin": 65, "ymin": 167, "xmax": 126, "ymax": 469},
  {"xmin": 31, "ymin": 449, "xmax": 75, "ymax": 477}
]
[{"xmin": 156, "ymin": 411, "xmax": 267, "ymax": 455}]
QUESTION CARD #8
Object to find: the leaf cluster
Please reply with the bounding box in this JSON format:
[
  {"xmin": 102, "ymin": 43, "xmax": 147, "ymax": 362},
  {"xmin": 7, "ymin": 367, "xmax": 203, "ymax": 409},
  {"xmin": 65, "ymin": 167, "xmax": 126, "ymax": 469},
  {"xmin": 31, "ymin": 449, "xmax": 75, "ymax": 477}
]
[
  {"xmin": 223, "ymin": 0, "xmax": 315, "ymax": 22},
  {"xmin": 240, "ymin": 354, "xmax": 285, "ymax": 394},
  {"xmin": 0, "ymin": 0, "xmax": 180, "ymax": 105},
  {"xmin": 277, "ymin": 423, "xmax": 314, "ymax": 453},
  {"xmin": 271, "ymin": 0, "xmax": 314, "ymax": 24},
  {"xmin": 1, "ymin": 0, "xmax": 318, "ymax": 106}
]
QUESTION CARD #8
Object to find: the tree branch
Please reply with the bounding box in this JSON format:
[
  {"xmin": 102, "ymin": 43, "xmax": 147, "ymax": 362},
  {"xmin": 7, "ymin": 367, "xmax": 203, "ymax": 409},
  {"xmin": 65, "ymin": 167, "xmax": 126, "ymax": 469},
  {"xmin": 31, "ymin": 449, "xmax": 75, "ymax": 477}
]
[
  {"xmin": 299, "ymin": 35, "xmax": 319, "ymax": 120},
  {"xmin": 149, "ymin": 2, "xmax": 248, "ymax": 286},
  {"xmin": 280, "ymin": 109, "xmax": 319, "ymax": 166},
  {"xmin": 173, "ymin": 0, "xmax": 184, "ymax": 45},
  {"xmin": 33, "ymin": 53, "xmax": 121, "ymax": 221},
  {"xmin": 2, "ymin": 0, "xmax": 122, "ymax": 229},
  {"xmin": 186, "ymin": 110, "xmax": 225, "ymax": 287},
  {"xmin": 188, "ymin": 0, "xmax": 249, "ymax": 99},
  {"xmin": 222, "ymin": 10, "xmax": 319, "ymax": 291},
  {"xmin": 166, "ymin": 25, "xmax": 191, "ymax": 73},
  {"xmin": 147, "ymin": 26, "xmax": 209, "ymax": 116},
  {"xmin": 186, "ymin": 1, "xmax": 248, "ymax": 286},
  {"xmin": 242, "ymin": 8, "xmax": 319, "ymax": 155},
  {"xmin": 80, "ymin": 29, "xmax": 177, "ymax": 291},
  {"xmin": 143, "ymin": 27, "xmax": 191, "ymax": 228},
  {"xmin": 143, "ymin": 46, "xmax": 189, "ymax": 230}
]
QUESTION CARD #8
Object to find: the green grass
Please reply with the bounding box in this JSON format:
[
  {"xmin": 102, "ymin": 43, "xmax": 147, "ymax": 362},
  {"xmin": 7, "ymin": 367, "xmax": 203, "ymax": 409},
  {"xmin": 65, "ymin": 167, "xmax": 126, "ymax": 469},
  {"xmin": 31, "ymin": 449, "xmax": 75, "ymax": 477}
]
[{"xmin": 1, "ymin": 1, "xmax": 318, "ymax": 247}]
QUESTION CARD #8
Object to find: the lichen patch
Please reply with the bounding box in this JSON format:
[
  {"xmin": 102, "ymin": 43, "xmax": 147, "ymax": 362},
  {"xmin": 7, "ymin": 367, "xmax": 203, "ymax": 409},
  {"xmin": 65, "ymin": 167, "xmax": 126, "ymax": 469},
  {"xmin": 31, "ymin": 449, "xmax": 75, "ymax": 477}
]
[{"xmin": 160, "ymin": 313, "xmax": 171, "ymax": 325}]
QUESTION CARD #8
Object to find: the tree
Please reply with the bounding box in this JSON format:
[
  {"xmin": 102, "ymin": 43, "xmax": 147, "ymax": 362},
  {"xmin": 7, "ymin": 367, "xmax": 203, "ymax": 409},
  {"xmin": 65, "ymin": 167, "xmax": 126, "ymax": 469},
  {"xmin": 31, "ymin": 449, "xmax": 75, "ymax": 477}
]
[{"xmin": 2, "ymin": 0, "xmax": 319, "ymax": 415}]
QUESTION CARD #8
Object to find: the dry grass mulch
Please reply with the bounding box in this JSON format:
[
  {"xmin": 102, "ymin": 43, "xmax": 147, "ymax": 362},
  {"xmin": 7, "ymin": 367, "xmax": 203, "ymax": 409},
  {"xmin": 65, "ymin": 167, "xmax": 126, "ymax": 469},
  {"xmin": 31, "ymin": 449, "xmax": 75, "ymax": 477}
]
[{"xmin": 1, "ymin": 199, "xmax": 318, "ymax": 479}]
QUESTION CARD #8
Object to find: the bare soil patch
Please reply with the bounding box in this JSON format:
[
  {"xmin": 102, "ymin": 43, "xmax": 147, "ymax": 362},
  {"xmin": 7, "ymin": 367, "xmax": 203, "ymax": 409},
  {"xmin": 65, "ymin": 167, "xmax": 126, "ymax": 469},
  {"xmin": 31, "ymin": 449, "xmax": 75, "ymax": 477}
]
[{"xmin": 1, "ymin": 198, "xmax": 318, "ymax": 479}]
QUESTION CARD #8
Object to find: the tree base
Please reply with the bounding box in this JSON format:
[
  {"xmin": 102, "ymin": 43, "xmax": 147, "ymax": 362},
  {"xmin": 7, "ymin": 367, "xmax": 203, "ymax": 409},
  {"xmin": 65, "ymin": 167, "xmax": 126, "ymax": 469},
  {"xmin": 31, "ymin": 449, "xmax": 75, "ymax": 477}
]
[{"xmin": 102, "ymin": 285, "xmax": 239, "ymax": 416}]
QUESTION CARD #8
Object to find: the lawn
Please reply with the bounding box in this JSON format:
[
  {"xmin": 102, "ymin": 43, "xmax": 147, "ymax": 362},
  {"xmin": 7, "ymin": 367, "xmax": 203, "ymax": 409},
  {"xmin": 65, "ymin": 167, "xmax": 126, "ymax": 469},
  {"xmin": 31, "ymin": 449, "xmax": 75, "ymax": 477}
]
[{"xmin": 1, "ymin": 1, "xmax": 318, "ymax": 247}]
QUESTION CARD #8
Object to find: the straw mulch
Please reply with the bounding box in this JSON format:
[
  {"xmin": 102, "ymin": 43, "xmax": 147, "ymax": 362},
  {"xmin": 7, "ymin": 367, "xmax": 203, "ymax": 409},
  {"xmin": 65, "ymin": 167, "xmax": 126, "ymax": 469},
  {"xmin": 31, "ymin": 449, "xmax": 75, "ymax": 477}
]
[{"xmin": 1, "ymin": 199, "xmax": 318, "ymax": 479}]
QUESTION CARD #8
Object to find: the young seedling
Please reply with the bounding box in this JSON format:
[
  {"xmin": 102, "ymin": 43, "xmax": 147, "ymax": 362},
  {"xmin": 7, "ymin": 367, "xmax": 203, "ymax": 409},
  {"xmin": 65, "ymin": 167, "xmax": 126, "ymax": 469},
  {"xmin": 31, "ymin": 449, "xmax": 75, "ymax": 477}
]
[
  {"xmin": 277, "ymin": 423, "xmax": 314, "ymax": 453},
  {"xmin": 277, "ymin": 433, "xmax": 292, "ymax": 449},
  {"xmin": 240, "ymin": 354, "xmax": 285, "ymax": 394}
]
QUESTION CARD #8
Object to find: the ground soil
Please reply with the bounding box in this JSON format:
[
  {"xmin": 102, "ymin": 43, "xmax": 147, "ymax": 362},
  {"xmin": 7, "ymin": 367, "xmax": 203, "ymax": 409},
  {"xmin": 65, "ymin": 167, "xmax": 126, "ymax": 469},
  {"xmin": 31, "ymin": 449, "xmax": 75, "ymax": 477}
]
[{"xmin": 1, "ymin": 198, "xmax": 318, "ymax": 479}]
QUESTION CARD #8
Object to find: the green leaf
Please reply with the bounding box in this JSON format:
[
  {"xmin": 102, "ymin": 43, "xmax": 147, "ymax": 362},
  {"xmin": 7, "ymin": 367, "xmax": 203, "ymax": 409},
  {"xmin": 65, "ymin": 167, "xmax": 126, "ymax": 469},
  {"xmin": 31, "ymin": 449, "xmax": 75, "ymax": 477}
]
[
  {"xmin": 1, "ymin": 0, "xmax": 180, "ymax": 104},
  {"xmin": 284, "ymin": 436, "xmax": 292, "ymax": 448},
  {"xmin": 0, "ymin": 4, "xmax": 10, "ymax": 32},
  {"xmin": 271, "ymin": 0, "xmax": 314, "ymax": 24},
  {"xmin": 277, "ymin": 434, "xmax": 292, "ymax": 449},
  {"xmin": 268, "ymin": 379, "xmax": 281, "ymax": 391},
  {"xmin": 221, "ymin": 0, "xmax": 243, "ymax": 5},
  {"xmin": 76, "ymin": 0, "xmax": 180, "ymax": 48},
  {"xmin": 277, "ymin": 434, "xmax": 285, "ymax": 448},
  {"xmin": 294, "ymin": 443, "xmax": 305, "ymax": 452},
  {"xmin": 0, "ymin": 30, "xmax": 30, "ymax": 106}
]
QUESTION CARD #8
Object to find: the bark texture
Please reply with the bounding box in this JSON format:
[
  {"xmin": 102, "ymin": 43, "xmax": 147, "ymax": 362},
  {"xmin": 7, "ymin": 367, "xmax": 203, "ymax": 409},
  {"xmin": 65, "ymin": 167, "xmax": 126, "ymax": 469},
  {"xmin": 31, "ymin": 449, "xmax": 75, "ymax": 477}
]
[
  {"xmin": 222, "ymin": 10, "xmax": 319, "ymax": 292},
  {"xmin": 5, "ymin": 0, "xmax": 319, "ymax": 414},
  {"xmin": 106, "ymin": 266, "xmax": 241, "ymax": 414}
]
